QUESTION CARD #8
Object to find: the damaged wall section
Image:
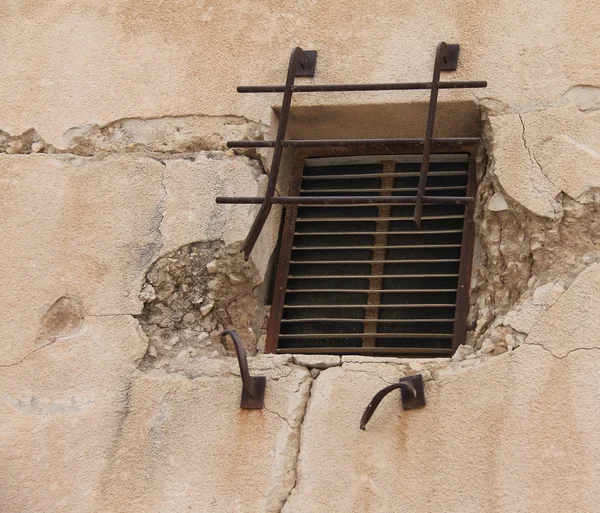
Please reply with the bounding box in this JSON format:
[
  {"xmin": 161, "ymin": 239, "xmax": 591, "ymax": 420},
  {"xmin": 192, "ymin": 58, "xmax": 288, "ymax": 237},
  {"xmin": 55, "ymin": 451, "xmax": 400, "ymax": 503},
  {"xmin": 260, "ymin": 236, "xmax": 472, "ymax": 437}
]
[{"xmin": 137, "ymin": 241, "xmax": 269, "ymax": 373}]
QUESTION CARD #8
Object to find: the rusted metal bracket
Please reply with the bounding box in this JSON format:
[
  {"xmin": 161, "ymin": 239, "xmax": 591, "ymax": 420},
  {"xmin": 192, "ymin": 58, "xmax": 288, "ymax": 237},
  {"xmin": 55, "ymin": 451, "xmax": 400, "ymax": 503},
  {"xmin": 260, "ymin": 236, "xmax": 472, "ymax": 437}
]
[
  {"xmin": 221, "ymin": 329, "xmax": 266, "ymax": 409},
  {"xmin": 359, "ymin": 374, "xmax": 426, "ymax": 430},
  {"xmin": 295, "ymin": 50, "xmax": 317, "ymax": 76},
  {"xmin": 217, "ymin": 43, "xmax": 486, "ymax": 259}
]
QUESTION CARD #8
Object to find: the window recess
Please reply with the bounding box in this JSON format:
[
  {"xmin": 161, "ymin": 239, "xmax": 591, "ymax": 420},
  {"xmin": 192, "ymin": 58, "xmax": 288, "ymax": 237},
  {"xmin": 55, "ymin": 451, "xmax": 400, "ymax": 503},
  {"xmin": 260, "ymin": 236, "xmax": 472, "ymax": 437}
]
[
  {"xmin": 265, "ymin": 152, "xmax": 477, "ymax": 357},
  {"xmin": 215, "ymin": 42, "xmax": 485, "ymax": 356}
]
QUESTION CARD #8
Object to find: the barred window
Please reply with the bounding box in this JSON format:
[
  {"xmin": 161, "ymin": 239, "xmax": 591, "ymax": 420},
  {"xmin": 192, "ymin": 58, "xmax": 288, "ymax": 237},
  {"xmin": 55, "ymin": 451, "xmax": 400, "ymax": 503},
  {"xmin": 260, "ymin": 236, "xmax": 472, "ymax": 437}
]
[{"xmin": 266, "ymin": 150, "xmax": 477, "ymax": 358}]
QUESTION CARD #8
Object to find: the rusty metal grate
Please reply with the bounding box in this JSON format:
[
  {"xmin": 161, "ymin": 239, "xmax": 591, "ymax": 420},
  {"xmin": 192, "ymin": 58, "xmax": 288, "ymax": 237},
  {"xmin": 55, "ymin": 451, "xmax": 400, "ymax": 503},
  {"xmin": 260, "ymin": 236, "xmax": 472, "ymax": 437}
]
[
  {"xmin": 216, "ymin": 42, "xmax": 487, "ymax": 260},
  {"xmin": 265, "ymin": 152, "xmax": 477, "ymax": 357},
  {"xmin": 216, "ymin": 42, "xmax": 484, "ymax": 356}
]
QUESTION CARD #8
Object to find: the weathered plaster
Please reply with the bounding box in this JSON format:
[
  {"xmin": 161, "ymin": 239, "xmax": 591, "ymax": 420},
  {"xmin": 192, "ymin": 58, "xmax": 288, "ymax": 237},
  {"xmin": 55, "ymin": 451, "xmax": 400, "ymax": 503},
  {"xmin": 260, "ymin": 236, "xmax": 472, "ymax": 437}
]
[
  {"xmin": 2, "ymin": 0, "xmax": 600, "ymax": 146},
  {"xmin": 282, "ymin": 345, "xmax": 600, "ymax": 513},
  {"xmin": 2, "ymin": 2, "xmax": 600, "ymax": 511}
]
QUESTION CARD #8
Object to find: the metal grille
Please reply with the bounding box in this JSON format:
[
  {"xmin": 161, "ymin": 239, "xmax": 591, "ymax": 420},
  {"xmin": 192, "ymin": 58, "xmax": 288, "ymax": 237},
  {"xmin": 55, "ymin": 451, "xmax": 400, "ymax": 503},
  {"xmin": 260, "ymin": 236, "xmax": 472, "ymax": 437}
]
[
  {"xmin": 268, "ymin": 154, "xmax": 475, "ymax": 357},
  {"xmin": 215, "ymin": 43, "xmax": 486, "ymax": 260}
]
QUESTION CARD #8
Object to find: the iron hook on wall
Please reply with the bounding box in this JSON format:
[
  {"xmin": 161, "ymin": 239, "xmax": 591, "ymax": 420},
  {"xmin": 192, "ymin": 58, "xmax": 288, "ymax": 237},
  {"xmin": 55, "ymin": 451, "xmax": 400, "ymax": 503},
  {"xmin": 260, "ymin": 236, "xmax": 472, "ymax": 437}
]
[
  {"xmin": 221, "ymin": 329, "xmax": 267, "ymax": 409},
  {"xmin": 360, "ymin": 374, "xmax": 426, "ymax": 430}
]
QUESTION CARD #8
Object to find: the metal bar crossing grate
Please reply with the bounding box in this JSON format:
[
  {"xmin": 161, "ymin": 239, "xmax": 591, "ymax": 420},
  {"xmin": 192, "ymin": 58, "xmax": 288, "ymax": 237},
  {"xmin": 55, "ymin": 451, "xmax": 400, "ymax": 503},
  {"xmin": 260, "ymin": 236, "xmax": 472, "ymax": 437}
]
[{"xmin": 215, "ymin": 42, "xmax": 486, "ymax": 259}]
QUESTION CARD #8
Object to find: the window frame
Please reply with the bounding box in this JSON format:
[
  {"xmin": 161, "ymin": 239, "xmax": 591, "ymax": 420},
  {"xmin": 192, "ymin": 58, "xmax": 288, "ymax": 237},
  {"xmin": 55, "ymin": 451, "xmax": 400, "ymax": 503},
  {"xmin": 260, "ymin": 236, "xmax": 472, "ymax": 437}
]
[{"xmin": 265, "ymin": 141, "xmax": 478, "ymax": 357}]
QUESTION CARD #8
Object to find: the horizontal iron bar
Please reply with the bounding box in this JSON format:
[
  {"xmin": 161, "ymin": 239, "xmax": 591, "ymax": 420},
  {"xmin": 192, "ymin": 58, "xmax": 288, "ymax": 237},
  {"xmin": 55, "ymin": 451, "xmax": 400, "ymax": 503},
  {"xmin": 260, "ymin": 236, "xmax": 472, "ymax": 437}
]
[
  {"xmin": 216, "ymin": 196, "xmax": 472, "ymax": 205},
  {"xmin": 302, "ymin": 171, "xmax": 467, "ymax": 179},
  {"xmin": 290, "ymin": 259, "xmax": 459, "ymax": 264},
  {"xmin": 283, "ymin": 304, "xmax": 456, "ymax": 308},
  {"xmin": 292, "ymin": 244, "xmax": 461, "ymax": 250},
  {"xmin": 277, "ymin": 347, "xmax": 451, "ymax": 355},
  {"xmin": 301, "ymin": 186, "xmax": 466, "ymax": 193},
  {"xmin": 227, "ymin": 137, "xmax": 480, "ymax": 148},
  {"xmin": 295, "ymin": 215, "xmax": 464, "ymax": 222},
  {"xmin": 285, "ymin": 289, "xmax": 457, "ymax": 293},
  {"xmin": 237, "ymin": 80, "xmax": 487, "ymax": 93},
  {"xmin": 278, "ymin": 333, "xmax": 452, "ymax": 338},
  {"xmin": 281, "ymin": 318, "xmax": 454, "ymax": 323},
  {"xmin": 294, "ymin": 230, "xmax": 463, "ymax": 235},
  {"xmin": 304, "ymin": 154, "xmax": 469, "ymax": 166},
  {"xmin": 288, "ymin": 274, "xmax": 459, "ymax": 279}
]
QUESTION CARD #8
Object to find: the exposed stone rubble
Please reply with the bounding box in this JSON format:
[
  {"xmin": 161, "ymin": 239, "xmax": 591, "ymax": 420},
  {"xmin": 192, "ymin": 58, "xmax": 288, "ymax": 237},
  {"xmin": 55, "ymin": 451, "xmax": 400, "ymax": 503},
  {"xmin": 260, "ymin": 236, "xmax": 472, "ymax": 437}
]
[
  {"xmin": 459, "ymin": 107, "xmax": 600, "ymax": 358},
  {"xmin": 61, "ymin": 114, "xmax": 266, "ymax": 156},
  {"xmin": 0, "ymin": 128, "xmax": 54, "ymax": 154},
  {"xmin": 137, "ymin": 241, "xmax": 266, "ymax": 374},
  {"xmin": 0, "ymin": 115, "xmax": 268, "ymax": 163}
]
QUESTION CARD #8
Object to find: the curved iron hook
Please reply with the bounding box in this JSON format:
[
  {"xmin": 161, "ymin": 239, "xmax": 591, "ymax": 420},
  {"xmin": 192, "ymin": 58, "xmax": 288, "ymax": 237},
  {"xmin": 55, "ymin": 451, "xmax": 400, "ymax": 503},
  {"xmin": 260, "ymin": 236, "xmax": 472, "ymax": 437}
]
[
  {"xmin": 360, "ymin": 375, "xmax": 425, "ymax": 430},
  {"xmin": 221, "ymin": 329, "xmax": 266, "ymax": 409}
]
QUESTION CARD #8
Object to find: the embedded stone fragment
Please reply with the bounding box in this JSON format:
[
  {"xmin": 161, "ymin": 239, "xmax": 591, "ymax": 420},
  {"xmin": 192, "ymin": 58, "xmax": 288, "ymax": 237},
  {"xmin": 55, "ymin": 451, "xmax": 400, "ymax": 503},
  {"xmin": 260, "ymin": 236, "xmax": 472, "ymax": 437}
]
[
  {"xmin": 451, "ymin": 344, "xmax": 475, "ymax": 362},
  {"xmin": 293, "ymin": 354, "xmax": 342, "ymax": 369},
  {"xmin": 200, "ymin": 302, "xmax": 214, "ymax": 316},
  {"xmin": 205, "ymin": 260, "xmax": 218, "ymax": 274},
  {"xmin": 487, "ymin": 192, "xmax": 509, "ymax": 211}
]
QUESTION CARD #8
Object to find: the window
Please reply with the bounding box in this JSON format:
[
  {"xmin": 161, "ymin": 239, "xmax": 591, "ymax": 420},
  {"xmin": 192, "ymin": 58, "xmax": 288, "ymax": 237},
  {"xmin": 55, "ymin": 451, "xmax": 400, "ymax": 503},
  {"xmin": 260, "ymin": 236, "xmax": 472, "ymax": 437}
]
[{"xmin": 266, "ymin": 148, "xmax": 477, "ymax": 357}]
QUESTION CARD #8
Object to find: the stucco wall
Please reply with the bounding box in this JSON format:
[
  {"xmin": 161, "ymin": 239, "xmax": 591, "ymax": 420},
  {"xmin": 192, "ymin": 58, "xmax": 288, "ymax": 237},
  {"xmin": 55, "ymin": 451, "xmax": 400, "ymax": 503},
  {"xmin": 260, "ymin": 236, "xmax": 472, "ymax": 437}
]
[{"xmin": 1, "ymin": 1, "xmax": 600, "ymax": 512}]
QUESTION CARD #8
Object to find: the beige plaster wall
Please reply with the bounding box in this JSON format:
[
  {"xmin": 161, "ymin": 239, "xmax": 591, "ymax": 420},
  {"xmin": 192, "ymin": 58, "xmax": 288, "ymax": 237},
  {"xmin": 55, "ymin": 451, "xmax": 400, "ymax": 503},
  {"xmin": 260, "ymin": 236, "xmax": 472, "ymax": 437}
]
[{"xmin": 1, "ymin": 1, "xmax": 600, "ymax": 512}]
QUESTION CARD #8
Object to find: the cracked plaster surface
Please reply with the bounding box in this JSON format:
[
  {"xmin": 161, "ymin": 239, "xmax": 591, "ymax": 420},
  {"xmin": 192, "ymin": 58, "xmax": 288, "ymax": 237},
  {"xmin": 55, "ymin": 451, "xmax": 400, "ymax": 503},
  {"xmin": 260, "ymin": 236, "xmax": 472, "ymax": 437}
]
[{"xmin": 1, "ymin": 13, "xmax": 600, "ymax": 507}]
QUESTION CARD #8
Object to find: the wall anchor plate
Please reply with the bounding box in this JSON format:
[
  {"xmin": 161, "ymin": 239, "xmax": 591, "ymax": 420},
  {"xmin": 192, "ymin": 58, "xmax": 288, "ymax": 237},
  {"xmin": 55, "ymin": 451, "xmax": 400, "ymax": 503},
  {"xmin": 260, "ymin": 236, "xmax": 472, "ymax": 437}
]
[
  {"xmin": 295, "ymin": 50, "xmax": 317, "ymax": 77},
  {"xmin": 241, "ymin": 376, "xmax": 266, "ymax": 409},
  {"xmin": 400, "ymin": 374, "xmax": 426, "ymax": 410},
  {"xmin": 440, "ymin": 44, "xmax": 460, "ymax": 71}
]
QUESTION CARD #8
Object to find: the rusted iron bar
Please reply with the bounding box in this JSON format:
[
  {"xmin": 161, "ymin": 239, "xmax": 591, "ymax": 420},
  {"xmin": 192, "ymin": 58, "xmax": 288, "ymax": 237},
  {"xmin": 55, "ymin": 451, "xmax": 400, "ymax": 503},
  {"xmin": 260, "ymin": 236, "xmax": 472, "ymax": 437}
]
[
  {"xmin": 277, "ymin": 347, "xmax": 450, "ymax": 355},
  {"xmin": 227, "ymin": 137, "xmax": 481, "ymax": 148},
  {"xmin": 240, "ymin": 47, "xmax": 308, "ymax": 260},
  {"xmin": 413, "ymin": 42, "xmax": 448, "ymax": 227},
  {"xmin": 452, "ymin": 155, "xmax": 478, "ymax": 354},
  {"xmin": 360, "ymin": 375, "xmax": 426, "ymax": 430},
  {"xmin": 216, "ymin": 195, "xmax": 473, "ymax": 205},
  {"xmin": 237, "ymin": 80, "xmax": 487, "ymax": 93},
  {"xmin": 221, "ymin": 329, "xmax": 266, "ymax": 409}
]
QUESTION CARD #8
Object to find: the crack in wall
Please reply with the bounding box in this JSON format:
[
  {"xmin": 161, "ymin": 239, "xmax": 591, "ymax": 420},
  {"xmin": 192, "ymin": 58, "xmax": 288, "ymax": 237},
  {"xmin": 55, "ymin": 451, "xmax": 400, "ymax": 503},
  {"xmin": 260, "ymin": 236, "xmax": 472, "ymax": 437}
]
[
  {"xmin": 276, "ymin": 372, "xmax": 314, "ymax": 513},
  {"xmin": 518, "ymin": 113, "xmax": 561, "ymax": 216}
]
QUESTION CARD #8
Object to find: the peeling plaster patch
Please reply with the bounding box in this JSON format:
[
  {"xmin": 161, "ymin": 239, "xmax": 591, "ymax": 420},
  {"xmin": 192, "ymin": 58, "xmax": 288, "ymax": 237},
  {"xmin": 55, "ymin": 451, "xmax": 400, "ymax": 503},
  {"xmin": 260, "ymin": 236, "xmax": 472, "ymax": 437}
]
[
  {"xmin": 36, "ymin": 295, "xmax": 84, "ymax": 347},
  {"xmin": 3, "ymin": 395, "xmax": 94, "ymax": 415},
  {"xmin": 525, "ymin": 262, "xmax": 600, "ymax": 358},
  {"xmin": 61, "ymin": 114, "xmax": 266, "ymax": 156},
  {"xmin": 561, "ymin": 85, "xmax": 600, "ymax": 112},
  {"xmin": 486, "ymin": 113, "xmax": 561, "ymax": 219},
  {"xmin": 503, "ymin": 280, "xmax": 566, "ymax": 334},
  {"xmin": 533, "ymin": 135, "xmax": 600, "ymax": 203},
  {"xmin": 466, "ymin": 128, "xmax": 600, "ymax": 358}
]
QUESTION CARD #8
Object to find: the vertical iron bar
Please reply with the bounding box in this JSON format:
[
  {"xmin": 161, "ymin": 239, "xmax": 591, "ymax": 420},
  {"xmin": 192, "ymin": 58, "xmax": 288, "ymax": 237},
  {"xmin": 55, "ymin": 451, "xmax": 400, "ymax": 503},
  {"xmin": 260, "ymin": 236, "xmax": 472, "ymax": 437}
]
[
  {"xmin": 413, "ymin": 42, "xmax": 449, "ymax": 227},
  {"xmin": 451, "ymin": 154, "xmax": 478, "ymax": 354},
  {"xmin": 241, "ymin": 47, "xmax": 307, "ymax": 260},
  {"xmin": 264, "ymin": 156, "xmax": 306, "ymax": 353}
]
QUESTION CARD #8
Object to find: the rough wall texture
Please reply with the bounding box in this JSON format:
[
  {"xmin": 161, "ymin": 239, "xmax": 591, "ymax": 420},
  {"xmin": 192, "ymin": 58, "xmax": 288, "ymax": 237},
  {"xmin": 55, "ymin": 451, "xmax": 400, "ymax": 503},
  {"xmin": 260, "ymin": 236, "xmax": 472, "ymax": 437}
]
[{"xmin": 1, "ymin": 1, "xmax": 600, "ymax": 512}]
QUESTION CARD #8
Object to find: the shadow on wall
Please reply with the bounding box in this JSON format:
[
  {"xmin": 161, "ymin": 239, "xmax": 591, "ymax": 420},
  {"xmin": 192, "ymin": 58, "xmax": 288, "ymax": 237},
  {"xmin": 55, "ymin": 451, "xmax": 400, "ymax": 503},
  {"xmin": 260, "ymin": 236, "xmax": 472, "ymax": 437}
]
[{"xmin": 272, "ymin": 100, "xmax": 480, "ymax": 140}]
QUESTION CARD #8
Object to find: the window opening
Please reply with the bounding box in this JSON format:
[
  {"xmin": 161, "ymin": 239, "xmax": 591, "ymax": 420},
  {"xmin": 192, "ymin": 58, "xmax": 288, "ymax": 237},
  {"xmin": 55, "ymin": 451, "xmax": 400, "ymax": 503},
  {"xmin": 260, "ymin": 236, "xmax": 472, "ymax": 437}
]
[
  {"xmin": 215, "ymin": 42, "xmax": 485, "ymax": 356},
  {"xmin": 265, "ymin": 152, "xmax": 477, "ymax": 357}
]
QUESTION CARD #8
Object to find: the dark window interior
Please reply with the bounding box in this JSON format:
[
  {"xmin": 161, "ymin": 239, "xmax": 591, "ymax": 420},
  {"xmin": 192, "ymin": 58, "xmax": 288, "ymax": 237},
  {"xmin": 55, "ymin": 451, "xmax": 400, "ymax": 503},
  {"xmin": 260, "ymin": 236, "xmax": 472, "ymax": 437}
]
[{"xmin": 267, "ymin": 153, "xmax": 476, "ymax": 357}]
